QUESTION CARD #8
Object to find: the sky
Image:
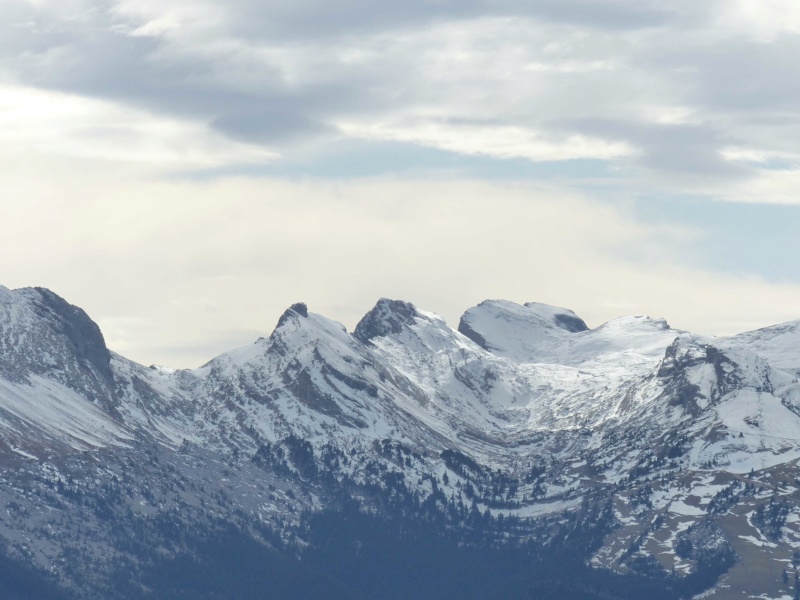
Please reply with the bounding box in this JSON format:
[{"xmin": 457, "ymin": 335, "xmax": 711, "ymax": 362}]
[{"xmin": 3, "ymin": 0, "xmax": 800, "ymax": 368}]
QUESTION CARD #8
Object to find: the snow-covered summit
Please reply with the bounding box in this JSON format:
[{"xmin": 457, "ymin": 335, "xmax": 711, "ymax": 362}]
[
  {"xmin": 726, "ymin": 319, "xmax": 800, "ymax": 374},
  {"xmin": 456, "ymin": 299, "xmax": 676, "ymax": 371},
  {"xmin": 457, "ymin": 300, "xmax": 588, "ymax": 362},
  {"xmin": 354, "ymin": 298, "xmax": 422, "ymax": 342}
]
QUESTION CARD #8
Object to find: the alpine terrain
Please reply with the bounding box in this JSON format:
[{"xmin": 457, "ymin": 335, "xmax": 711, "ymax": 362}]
[{"xmin": 1, "ymin": 285, "xmax": 800, "ymax": 599}]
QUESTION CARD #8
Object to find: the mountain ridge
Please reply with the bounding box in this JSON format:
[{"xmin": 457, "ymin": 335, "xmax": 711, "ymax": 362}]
[{"xmin": 0, "ymin": 286, "xmax": 799, "ymax": 598}]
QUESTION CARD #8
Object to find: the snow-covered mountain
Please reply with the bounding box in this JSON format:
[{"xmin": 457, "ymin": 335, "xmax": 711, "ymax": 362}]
[{"xmin": 0, "ymin": 286, "xmax": 799, "ymax": 599}]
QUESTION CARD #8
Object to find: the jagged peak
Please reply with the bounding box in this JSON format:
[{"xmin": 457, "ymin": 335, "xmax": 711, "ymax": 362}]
[
  {"xmin": 275, "ymin": 302, "xmax": 309, "ymax": 329},
  {"xmin": 247, "ymin": 302, "xmax": 353, "ymax": 362},
  {"xmin": 288, "ymin": 302, "xmax": 308, "ymax": 318},
  {"xmin": 353, "ymin": 298, "xmax": 421, "ymax": 343}
]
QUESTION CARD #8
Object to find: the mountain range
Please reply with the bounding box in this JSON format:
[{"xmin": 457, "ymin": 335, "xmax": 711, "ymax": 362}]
[{"xmin": 0, "ymin": 285, "xmax": 799, "ymax": 599}]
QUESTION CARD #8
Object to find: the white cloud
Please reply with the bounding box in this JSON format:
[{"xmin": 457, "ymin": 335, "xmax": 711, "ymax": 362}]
[
  {"xmin": 7, "ymin": 0, "xmax": 800, "ymax": 196},
  {"xmin": 721, "ymin": 0, "xmax": 800, "ymax": 41},
  {"xmin": 338, "ymin": 118, "xmax": 634, "ymax": 162},
  {"xmin": 0, "ymin": 84, "xmax": 274, "ymax": 166},
  {"xmin": 711, "ymin": 168, "xmax": 800, "ymax": 205}
]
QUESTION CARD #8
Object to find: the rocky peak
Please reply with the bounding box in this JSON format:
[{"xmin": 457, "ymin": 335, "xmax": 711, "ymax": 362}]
[
  {"xmin": 353, "ymin": 298, "xmax": 420, "ymax": 343},
  {"xmin": 0, "ymin": 287, "xmax": 113, "ymax": 385},
  {"xmin": 29, "ymin": 287, "xmax": 113, "ymax": 381},
  {"xmin": 275, "ymin": 302, "xmax": 309, "ymax": 329}
]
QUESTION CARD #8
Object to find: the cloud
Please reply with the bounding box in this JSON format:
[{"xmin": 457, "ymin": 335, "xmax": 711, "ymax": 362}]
[
  {"xmin": 0, "ymin": 0, "xmax": 764, "ymax": 189},
  {"xmin": 707, "ymin": 169, "xmax": 800, "ymax": 206},
  {"xmin": 338, "ymin": 118, "xmax": 634, "ymax": 162},
  {"xmin": 719, "ymin": 0, "xmax": 800, "ymax": 41},
  {"xmin": 5, "ymin": 0, "xmax": 800, "ymax": 202},
  {"xmin": 111, "ymin": 0, "xmax": 682, "ymax": 42},
  {"xmin": 0, "ymin": 84, "xmax": 274, "ymax": 165}
]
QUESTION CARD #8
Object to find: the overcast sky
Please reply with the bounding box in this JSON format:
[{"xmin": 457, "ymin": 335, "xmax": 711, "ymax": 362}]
[{"xmin": 3, "ymin": 0, "xmax": 800, "ymax": 367}]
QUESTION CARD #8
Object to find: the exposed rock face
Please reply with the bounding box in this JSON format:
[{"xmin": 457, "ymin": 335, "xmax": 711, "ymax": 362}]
[
  {"xmin": 0, "ymin": 287, "xmax": 115, "ymax": 409},
  {"xmin": 276, "ymin": 301, "xmax": 309, "ymax": 328},
  {"xmin": 548, "ymin": 310, "xmax": 590, "ymax": 333},
  {"xmin": 353, "ymin": 298, "xmax": 419, "ymax": 342},
  {"xmin": 30, "ymin": 287, "xmax": 113, "ymax": 381}
]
